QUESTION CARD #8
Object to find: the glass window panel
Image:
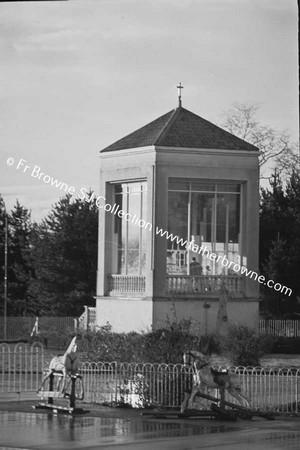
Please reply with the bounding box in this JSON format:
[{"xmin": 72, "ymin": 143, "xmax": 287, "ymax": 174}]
[
  {"xmin": 168, "ymin": 178, "xmax": 241, "ymax": 276},
  {"xmin": 168, "ymin": 192, "xmax": 189, "ymax": 245},
  {"xmin": 120, "ymin": 189, "xmax": 128, "ymax": 274},
  {"xmin": 190, "ymin": 192, "xmax": 214, "ymax": 242},
  {"xmin": 168, "ymin": 180, "xmax": 190, "ymax": 191},
  {"xmin": 127, "ymin": 192, "xmax": 140, "ymax": 274},
  {"xmin": 114, "ymin": 193, "xmax": 122, "ymax": 233},
  {"xmin": 113, "ymin": 181, "xmax": 147, "ymax": 275},
  {"xmin": 215, "ymin": 193, "xmax": 240, "ymax": 274},
  {"xmin": 140, "ymin": 186, "xmax": 147, "ymax": 275},
  {"xmin": 191, "ymin": 182, "xmax": 215, "ymax": 192},
  {"xmin": 128, "ymin": 183, "xmax": 141, "ymax": 193},
  {"xmin": 190, "ymin": 192, "xmax": 214, "ymax": 275},
  {"xmin": 167, "ymin": 191, "xmax": 189, "ymax": 274},
  {"xmin": 217, "ymin": 183, "xmax": 240, "ymax": 193},
  {"xmin": 216, "ymin": 194, "xmax": 240, "ymax": 243}
]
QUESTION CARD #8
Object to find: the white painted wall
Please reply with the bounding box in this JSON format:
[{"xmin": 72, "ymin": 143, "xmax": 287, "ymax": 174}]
[{"xmin": 96, "ymin": 297, "xmax": 153, "ymax": 333}]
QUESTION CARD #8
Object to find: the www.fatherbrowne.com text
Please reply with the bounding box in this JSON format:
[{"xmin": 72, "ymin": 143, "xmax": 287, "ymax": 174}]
[
  {"xmin": 7, "ymin": 157, "xmax": 292, "ymax": 297},
  {"xmin": 86, "ymin": 191, "xmax": 292, "ymax": 297}
]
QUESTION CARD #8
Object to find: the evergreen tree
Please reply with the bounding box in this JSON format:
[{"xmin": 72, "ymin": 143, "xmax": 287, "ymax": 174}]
[
  {"xmin": 260, "ymin": 170, "xmax": 300, "ymax": 317},
  {"xmin": 29, "ymin": 193, "xmax": 98, "ymax": 316},
  {"xmin": 0, "ymin": 195, "xmax": 7, "ymax": 316},
  {"xmin": 259, "ymin": 172, "xmax": 289, "ymax": 265},
  {"xmin": 0, "ymin": 197, "xmax": 34, "ymax": 316},
  {"xmin": 8, "ymin": 201, "xmax": 33, "ymax": 315}
]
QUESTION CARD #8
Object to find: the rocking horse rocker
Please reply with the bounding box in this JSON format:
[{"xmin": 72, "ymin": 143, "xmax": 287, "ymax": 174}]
[
  {"xmin": 180, "ymin": 350, "xmax": 274, "ymax": 421},
  {"xmin": 35, "ymin": 337, "xmax": 86, "ymax": 415}
]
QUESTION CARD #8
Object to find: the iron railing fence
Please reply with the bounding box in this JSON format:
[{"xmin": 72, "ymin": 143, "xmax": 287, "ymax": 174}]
[
  {"xmin": 0, "ymin": 317, "xmax": 36, "ymax": 341},
  {"xmin": 0, "ymin": 344, "xmax": 299, "ymax": 413},
  {"xmin": 79, "ymin": 362, "xmax": 191, "ymax": 409},
  {"xmin": 77, "ymin": 308, "xmax": 300, "ymax": 337},
  {"xmin": 259, "ymin": 319, "xmax": 300, "ymax": 337},
  {"xmin": 79, "ymin": 362, "xmax": 300, "ymax": 414},
  {"xmin": 0, "ymin": 316, "xmax": 77, "ymax": 341},
  {"xmin": 228, "ymin": 366, "xmax": 300, "ymax": 414},
  {"xmin": 0, "ymin": 342, "xmax": 45, "ymax": 396}
]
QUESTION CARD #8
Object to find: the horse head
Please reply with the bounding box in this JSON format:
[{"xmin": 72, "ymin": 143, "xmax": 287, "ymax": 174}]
[
  {"xmin": 65, "ymin": 336, "xmax": 77, "ymax": 354},
  {"xmin": 183, "ymin": 350, "xmax": 209, "ymax": 368}
]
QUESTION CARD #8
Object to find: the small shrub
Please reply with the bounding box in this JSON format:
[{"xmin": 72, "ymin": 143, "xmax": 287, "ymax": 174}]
[
  {"xmin": 140, "ymin": 328, "xmax": 195, "ymax": 364},
  {"xmin": 78, "ymin": 324, "xmax": 143, "ymax": 362},
  {"xmin": 77, "ymin": 320, "xmax": 220, "ymax": 364},
  {"xmin": 34, "ymin": 318, "xmax": 221, "ymax": 364},
  {"xmin": 31, "ymin": 327, "xmax": 75, "ymax": 349},
  {"xmin": 220, "ymin": 324, "xmax": 275, "ymax": 367},
  {"xmin": 197, "ymin": 334, "xmax": 221, "ymax": 355}
]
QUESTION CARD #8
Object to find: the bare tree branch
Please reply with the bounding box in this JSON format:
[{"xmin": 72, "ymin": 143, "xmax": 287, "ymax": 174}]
[{"xmin": 219, "ymin": 102, "xmax": 296, "ymax": 180}]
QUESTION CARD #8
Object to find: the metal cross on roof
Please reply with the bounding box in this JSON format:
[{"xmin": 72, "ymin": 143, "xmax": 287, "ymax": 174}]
[{"xmin": 177, "ymin": 82, "xmax": 184, "ymax": 107}]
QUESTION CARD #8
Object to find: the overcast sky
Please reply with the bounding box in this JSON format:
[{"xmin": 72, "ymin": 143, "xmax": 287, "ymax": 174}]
[{"xmin": 0, "ymin": 0, "xmax": 298, "ymax": 221}]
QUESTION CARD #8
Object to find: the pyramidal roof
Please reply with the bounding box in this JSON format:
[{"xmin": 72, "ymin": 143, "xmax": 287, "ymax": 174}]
[{"xmin": 101, "ymin": 106, "xmax": 259, "ymax": 153}]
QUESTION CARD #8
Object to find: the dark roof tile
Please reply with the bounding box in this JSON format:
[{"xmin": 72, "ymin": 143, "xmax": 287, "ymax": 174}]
[{"xmin": 101, "ymin": 107, "xmax": 259, "ymax": 153}]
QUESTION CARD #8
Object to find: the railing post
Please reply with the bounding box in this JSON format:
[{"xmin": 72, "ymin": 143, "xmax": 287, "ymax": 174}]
[
  {"xmin": 87, "ymin": 307, "xmax": 91, "ymax": 331},
  {"xmin": 107, "ymin": 275, "xmax": 146, "ymax": 295},
  {"xmin": 84, "ymin": 306, "xmax": 88, "ymax": 331},
  {"xmin": 296, "ymin": 372, "xmax": 299, "ymax": 414},
  {"xmin": 166, "ymin": 275, "xmax": 243, "ymax": 295}
]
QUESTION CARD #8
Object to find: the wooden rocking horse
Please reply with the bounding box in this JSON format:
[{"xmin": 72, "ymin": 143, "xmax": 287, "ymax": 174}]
[
  {"xmin": 181, "ymin": 350, "xmax": 249, "ymax": 413},
  {"xmin": 36, "ymin": 336, "xmax": 85, "ymax": 414},
  {"xmin": 38, "ymin": 336, "xmax": 80, "ymax": 395}
]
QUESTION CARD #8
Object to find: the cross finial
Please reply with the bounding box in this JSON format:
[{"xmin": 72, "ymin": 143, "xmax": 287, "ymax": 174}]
[{"xmin": 177, "ymin": 82, "xmax": 184, "ymax": 107}]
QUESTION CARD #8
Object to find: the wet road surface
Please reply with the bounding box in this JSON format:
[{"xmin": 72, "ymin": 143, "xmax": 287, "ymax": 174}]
[{"xmin": 0, "ymin": 404, "xmax": 299, "ymax": 449}]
